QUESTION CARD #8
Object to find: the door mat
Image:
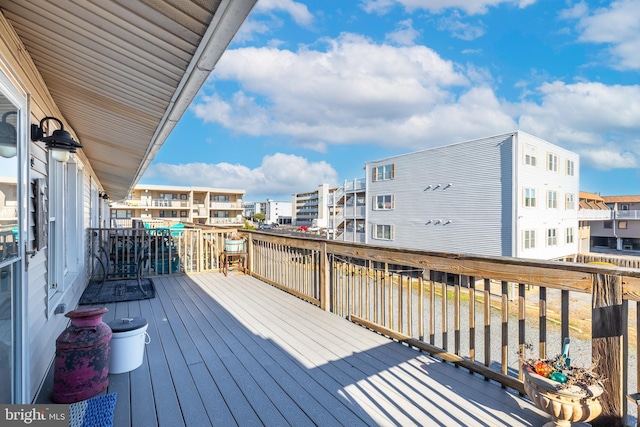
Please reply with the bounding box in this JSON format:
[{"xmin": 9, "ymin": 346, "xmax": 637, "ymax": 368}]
[
  {"xmin": 69, "ymin": 392, "xmax": 117, "ymax": 427},
  {"xmin": 79, "ymin": 278, "xmax": 155, "ymax": 305}
]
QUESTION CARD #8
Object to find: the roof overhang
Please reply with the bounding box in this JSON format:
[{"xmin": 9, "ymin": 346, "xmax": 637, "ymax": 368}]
[{"xmin": 1, "ymin": 0, "xmax": 256, "ymax": 199}]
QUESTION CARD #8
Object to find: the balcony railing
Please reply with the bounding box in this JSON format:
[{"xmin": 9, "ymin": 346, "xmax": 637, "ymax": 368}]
[
  {"xmin": 210, "ymin": 201, "xmax": 243, "ymax": 209},
  {"xmin": 616, "ymin": 210, "xmax": 640, "ymax": 220},
  {"xmin": 244, "ymin": 231, "xmax": 640, "ymax": 425},
  {"xmin": 578, "ymin": 209, "xmax": 613, "ymax": 220}
]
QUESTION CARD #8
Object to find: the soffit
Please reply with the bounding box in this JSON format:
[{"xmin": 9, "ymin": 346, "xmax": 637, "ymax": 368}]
[{"xmin": 1, "ymin": 0, "xmax": 255, "ymax": 199}]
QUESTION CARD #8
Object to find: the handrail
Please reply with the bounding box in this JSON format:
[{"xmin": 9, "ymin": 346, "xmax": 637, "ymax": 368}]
[{"xmin": 243, "ymin": 230, "xmax": 640, "ymax": 425}]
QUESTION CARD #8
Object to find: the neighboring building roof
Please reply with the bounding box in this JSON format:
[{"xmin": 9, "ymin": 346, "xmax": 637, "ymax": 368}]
[
  {"xmin": 579, "ymin": 192, "xmax": 609, "ymax": 210},
  {"xmin": 602, "ymin": 195, "xmax": 640, "ymax": 203}
]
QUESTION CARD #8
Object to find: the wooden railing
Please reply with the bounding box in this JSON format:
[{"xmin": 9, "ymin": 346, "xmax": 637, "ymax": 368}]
[
  {"xmin": 87, "ymin": 226, "xmax": 239, "ymax": 279},
  {"xmin": 243, "ymin": 231, "xmax": 640, "ymax": 426}
]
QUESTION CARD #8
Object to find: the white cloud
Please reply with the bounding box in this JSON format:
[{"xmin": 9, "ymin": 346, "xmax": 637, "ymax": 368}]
[
  {"xmin": 567, "ymin": 0, "xmax": 640, "ymax": 70},
  {"xmin": 361, "ymin": 0, "xmax": 536, "ymax": 15},
  {"xmin": 196, "ymin": 34, "xmax": 639, "ymax": 173},
  {"xmin": 145, "ymin": 154, "xmax": 338, "ymax": 200},
  {"xmin": 437, "ymin": 11, "xmax": 485, "ymax": 40},
  {"xmin": 385, "ymin": 19, "xmax": 421, "ymax": 45},
  {"xmin": 253, "ymin": 0, "xmax": 314, "ymax": 26},
  {"xmin": 196, "ymin": 34, "xmax": 503, "ymax": 151},
  {"xmin": 517, "ymin": 81, "xmax": 640, "ymax": 169}
]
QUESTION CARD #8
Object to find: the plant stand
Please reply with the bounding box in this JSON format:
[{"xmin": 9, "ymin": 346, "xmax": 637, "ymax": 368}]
[{"xmin": 522, "ymin": 364, "xmax": 604, "ymax": 427}]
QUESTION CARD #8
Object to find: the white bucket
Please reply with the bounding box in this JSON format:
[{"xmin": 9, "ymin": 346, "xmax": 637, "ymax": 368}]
[{"xmin": 108, "ymin": 320, "xmax": 150, "ymax": 374}]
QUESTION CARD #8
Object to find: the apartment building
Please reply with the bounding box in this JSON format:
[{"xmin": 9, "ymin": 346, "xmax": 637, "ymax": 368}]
[
  {"xmin": 292, "ymin": 184, "xmax": 333, "ymax": 227},
  {"xmin": 587, "ymin": 195, "xmax": 640, "ymax": 251},
  {"xmin": 264, "ymin": 199, "xmax": 292, "ymax": 225},
  {"xmin": 364, "ymin": 131, "xmax": 580, "ymax": 259},
  {"xmin": 110, "ymin": 184, "xmax": 245, "ymax": 227}
]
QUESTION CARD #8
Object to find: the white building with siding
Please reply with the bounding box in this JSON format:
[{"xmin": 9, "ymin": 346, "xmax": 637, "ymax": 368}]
[{"xmin": 365, "ymin": 131, "xmax": 580, "ymax": 259}]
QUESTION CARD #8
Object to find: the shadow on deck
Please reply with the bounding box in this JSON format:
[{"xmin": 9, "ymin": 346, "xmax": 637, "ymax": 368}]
[{"xmin": 37, "ymin": 272, "xmax": 548, "ymax": 426}]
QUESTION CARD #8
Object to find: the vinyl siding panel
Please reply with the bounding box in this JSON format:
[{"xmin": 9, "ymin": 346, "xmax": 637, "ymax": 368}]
[
  {"xmin": 1, "ymin": 16, "xmax": 104, "ymax": 402},
  {"xmin": 366, "ymin": 133, "xmax": 515, "ymax": 256}
]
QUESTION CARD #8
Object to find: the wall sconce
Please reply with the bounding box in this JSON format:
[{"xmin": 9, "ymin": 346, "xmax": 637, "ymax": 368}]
[
  {"xmin": 0, "ymin": 111, "xmax": 17, "ymax": 158},
  {"xmin": 31, "ymin": 116, "xmax": 82, "ymax": 163},
  {"xmin": 99, "ymin": 192, "xmax": 109, "ymax": 200}
]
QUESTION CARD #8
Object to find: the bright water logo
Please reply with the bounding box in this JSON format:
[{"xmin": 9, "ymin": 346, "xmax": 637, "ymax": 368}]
[{"xmin": 1, "ymin": 405, "xmax": 67, "ymax": 426}]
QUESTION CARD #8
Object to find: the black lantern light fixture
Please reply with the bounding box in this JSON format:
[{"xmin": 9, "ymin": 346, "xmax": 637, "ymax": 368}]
[
  {"xmin": 99, "ymin": 192, "xmax": 109, "ymax": 200},
  {"xmin": 31, "ymin": 116, "xmax": 82, "ymax": 163},
  {"xmin": 0, "ymin": 111, "xmax": 17, "ymax": 158}
]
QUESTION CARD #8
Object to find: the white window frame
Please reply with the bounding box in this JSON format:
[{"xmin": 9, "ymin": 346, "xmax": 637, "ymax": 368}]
[
  {"xmin": 524, "ymin": 188, "xmax": 536, "ymax": 208},
  {"xmin": 565, "ymin": 227, "xmax": 574, "ymax": 244},
  {"xmin": 523, "ymin": 229, "xmax": 536, "ymax": 250},
  {"xmin": 547, "ymin": 191, "xmax": 558, "ymax": 209},
  {"xmin": 565, "ymin": 193, "xmax": 575, "ymax": 210},
  {"xmin": 547, "ymin": 153, "xmax": 558, "ymax": 172},
  {"xmin": 566, "ymin": 159, "xmax": 575, "ymax": 176},
  {"xmin": 374, "ymin": 194, "xmax": 395, "ymax": 210},
  {"xmin": 524, "ymin": 145, "xmax": 537, "ymax": 166},
  {"xmin": 372, "ymin": 164, "xmax": 394, "ymax": 182},
  {"xmin": 372, "ymin": 224, "xmax": 394, "ymax": 240},
  {"xmin": 546, "ymin": 228, "xmax": 558, "ymax": 246},
  {"xmin": 49, "ymin": 158, "xmax": 84, "ymax": 296}
]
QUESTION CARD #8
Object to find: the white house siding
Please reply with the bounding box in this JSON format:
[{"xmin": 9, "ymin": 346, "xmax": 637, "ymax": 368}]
[
  {"xmin": 365, "ymin": 133, "xmax": 515, "ymax": 256},
  {"xmin": 1, "ymin": 15, "xmax": 103, "ymax": 403},
  {"xmin": 365, "ymin": 131, "xmax": 579, "ymax": 260},
  {"xmin": 513, "ymin": 133, "xmax": 580, "ymax": 259}
]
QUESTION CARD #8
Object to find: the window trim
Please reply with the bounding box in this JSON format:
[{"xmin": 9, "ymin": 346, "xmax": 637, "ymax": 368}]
[
  {"xmin": 373, "ymin": 194, "xmax": 395, "ymax": 210},
  {"xmin": 372, "ymin": 164, "xmax": 395, "ymax": 182},
  {"xmin": 523, "ymin": 229, "xmax": 536, "ymax": 250},
  {"xmin": 546, "ymin": 228, "xmax": 558, "ymax": 246},
  {"xmin": 524, "ymin": 145, "xmax": 537, "ymax": 166},
  {"xmin": 547, "ymin": 152, "xmax": 558, "ymax": 172},
  {"xmin": 371, "ymin": 223, "xmax": 394, "ymax": 240},
  {"xmin": 547, "ymin": 190, "xmax": 558, "ymax": 209},
  {"xmin": 524, "ymin": 188, "xmax": 536, "ymax": 208}
]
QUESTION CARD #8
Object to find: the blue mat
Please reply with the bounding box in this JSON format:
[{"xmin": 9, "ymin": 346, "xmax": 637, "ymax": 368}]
[{"xmin": 69, "ymin": 393, "xmax": 117, "ymax": 427}]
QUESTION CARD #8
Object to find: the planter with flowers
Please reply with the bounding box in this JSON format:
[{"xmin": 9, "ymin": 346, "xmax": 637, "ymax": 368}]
[{"xmin": 520, "ymin": 342, "xmax": 604, "ymax": 427}]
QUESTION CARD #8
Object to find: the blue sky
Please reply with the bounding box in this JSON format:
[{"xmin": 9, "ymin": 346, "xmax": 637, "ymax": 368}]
[{"xmin": 141, "ymin": 0, "xmax": 640, "ymax": 202}]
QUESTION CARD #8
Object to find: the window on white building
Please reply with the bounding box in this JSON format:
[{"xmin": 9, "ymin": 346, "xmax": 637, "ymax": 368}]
[
  {"xmin": 547, "ymin": 191, "xmax": 558, "ymax": 209},
  {"xmin": 547, "ymin": 153, "xmax": 558, "ymax": 172},
  {"xmin": 565, "ymin": 193, "xmax": 575, "ymax": 210},
  {"xmin": 566, "ymin": 228, "xmax": 574, "ymax": 244},
  {"xmin": 524, "ymin": 145, "xmax": 537, "ymax": 166},
  {"xmin": 524, "ymin": 188, "xmax": 536, "ymax": 207},
  {"xmin": 372, "ymin": 224, "xmax": 394, "ymax": 240},
  {"xmin": 49, "ymin": 159, "xmax": 84, "ymax": 294},
  {"xmin": 374, "ymin": 195, "xmax": 394, "ymax": 210},
  {"xmin": 546, "ymin": 228, "xmax": 558, "ymax": 246},
  {"xmin": 373, "ymin": 164, "xmax": 394, "ymax": 181},
  {"xmin": 566, "ymin": 160, "xmax": 575, "ymax": 176},
  {"xmin": 523, "ymin": 230, "xmax": 536, "ymax": 249}
]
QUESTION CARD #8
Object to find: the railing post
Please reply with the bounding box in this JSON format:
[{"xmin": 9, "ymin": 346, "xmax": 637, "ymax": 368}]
[
  {"xmin": 319, "ymin": 242, "xmax": 330, "ymax": 311},
  {"xmin": 247, "ymin": 234, "xmax": 253, "ymax": 274},
  {"xmin": 591, "ymin": 273, "xmax": 627, "ymax": 427}
]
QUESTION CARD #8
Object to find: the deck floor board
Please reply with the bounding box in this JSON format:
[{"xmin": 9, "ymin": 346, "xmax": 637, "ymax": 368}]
[{"xmin": 36, "ymin": 272, "xmax": 549, "ymax": 426}]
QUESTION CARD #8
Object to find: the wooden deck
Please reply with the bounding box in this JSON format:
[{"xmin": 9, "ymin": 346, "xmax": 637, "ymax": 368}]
[{"xmin": 38, "ymin": 271, "xmax": 549, "ymax": 426}]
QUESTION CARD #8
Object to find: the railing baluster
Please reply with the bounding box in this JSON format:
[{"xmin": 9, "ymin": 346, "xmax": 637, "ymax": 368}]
[
  {"xmin": 442, "ymin": 274, "xmax": 448, "ymax": 351},
  {"xmin": 539, "ymin": 286, "xmax": 547, "ymax": 359},
  {"xmin": 418, "ymin": 271, "xmax": 424, "ymax": 342},
  {"xmin": 469, "ymin": 276, "xmax": 476, "ymax": 363},
  {"xmin": 454, "ymin": 275, "xmax": 461, "ymax": 357},
  {"xmin": 501, "ymin": 280, "xmax": 509, "ymax": 381},
  {"xmin": 518, "ymin": 283, "xmax": 525, "ymax": 382}
]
